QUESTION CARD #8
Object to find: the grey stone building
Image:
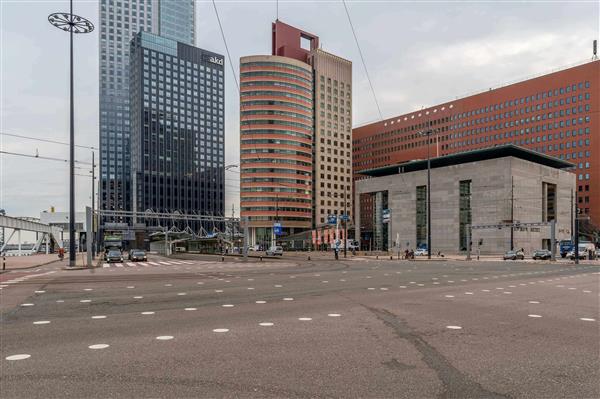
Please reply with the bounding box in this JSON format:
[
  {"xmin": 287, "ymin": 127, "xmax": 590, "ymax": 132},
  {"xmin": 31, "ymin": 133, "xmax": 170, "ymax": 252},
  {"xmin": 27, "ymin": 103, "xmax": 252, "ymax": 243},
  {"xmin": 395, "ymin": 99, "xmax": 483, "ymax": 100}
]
[{"xmin": 355, "ymin": 145, "xmax": 576, "ymax": 254}]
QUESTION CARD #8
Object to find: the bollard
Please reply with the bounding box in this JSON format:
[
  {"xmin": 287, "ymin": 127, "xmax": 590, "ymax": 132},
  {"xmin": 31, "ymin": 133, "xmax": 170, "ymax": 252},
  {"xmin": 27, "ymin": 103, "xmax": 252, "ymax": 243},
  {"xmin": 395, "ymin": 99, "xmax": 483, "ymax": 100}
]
[
  {"xmin": 2, "ymin": 255, "xmax": 5, "ymax": 270},
  {"xmin": 221, "ymin": 256, "xmax": 224, "ymax": 262},
  {"xmin": 390, "ymin": 255, "xmax": 393, "ymax": 260},
  {"xmin": 307, "ymin": 255, "xmax": 311, "ymax": 260},
  {"xmin": 376, "ymin": 255, "xmax": 379, "ymax": 260},
  {"xmin": 260, "ymin": 256, "xmax": 263, "ymax": 262}
]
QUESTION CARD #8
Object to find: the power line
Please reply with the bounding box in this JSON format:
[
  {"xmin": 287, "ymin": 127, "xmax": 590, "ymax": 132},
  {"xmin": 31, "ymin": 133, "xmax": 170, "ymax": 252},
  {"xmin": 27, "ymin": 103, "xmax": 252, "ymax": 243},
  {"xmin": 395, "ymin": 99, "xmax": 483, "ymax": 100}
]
[
  {"xmin": 211, "ymin": 0, "xmax": 239, "ymax": 94},
  {"xmin": 0, "ymin": 150, "xmax": 93, "ymax": 167},
  {"xmin": 342, "ymin": 0, "xmax": 383, "ymax": 121},
  {"xmin": 0, "ymin": 131, "xmax": 97, "ymax": 151}
]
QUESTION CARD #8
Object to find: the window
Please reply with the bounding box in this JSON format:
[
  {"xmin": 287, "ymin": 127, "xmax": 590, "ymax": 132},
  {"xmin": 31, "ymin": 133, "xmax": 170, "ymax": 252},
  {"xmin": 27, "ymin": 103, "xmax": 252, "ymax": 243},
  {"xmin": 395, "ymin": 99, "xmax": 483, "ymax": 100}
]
[
  {"xmin": 542, "ymin": 182, "xmax": 556, "ymax": 222},
  {"xmin": 459, "ymin": 180, "xmax": 472, "ymax": 251},
  {"xmin": 416, "ymin": 185, "xmax": 427, "ymax": 247}
]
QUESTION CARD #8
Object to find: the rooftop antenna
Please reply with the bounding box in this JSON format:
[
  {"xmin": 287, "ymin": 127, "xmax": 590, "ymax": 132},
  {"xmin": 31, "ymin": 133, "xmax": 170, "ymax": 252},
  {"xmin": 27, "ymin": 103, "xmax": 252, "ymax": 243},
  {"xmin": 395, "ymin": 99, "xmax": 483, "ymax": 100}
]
[{"xmin": 593, "ymin": 39, "xmax": 598, "ymax": 60}]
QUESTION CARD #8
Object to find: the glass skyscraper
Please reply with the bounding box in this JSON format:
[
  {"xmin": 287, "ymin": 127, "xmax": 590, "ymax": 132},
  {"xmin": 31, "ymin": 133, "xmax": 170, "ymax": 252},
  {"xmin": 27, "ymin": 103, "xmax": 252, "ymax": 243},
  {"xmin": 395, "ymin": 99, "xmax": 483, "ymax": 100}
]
[
  {"xmin": 129, "ymin": 32, "xmax": 225, "ymax": 226},
  {"xmin": 99, "ymin": 0, "xmax": 195, "ymax": 216}
]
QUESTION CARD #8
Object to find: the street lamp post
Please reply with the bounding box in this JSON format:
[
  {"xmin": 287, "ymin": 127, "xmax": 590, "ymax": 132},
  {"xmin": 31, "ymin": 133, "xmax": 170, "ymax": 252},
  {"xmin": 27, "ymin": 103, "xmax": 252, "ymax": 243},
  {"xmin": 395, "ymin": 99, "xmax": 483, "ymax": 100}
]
[
  {"xmin": 419, "ymin": 122, "xmax": 437, "ymax": 260},
  {"xmin": 48, "ymin": 1, "xmax": 94, "ymax": 267}
]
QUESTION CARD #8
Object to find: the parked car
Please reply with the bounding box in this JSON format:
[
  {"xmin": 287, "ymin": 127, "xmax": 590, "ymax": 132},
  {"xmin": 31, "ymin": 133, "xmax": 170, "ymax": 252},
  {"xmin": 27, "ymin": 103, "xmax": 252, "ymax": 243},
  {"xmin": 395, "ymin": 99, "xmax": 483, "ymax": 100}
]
[
  {"xmin": 266, "ymin": 246, "xmax": 283, "ymax": 256},
  {"xmin": 105, "ymin": 250, "xmax": 123, "ymax": 263},
  {"xmin": 128, "ymin": 250, "xmax": 147, "ymax": 262},
  {"xmin": 532, "ymin": 249, "xmax": 552, "ymax": 260},
  {"xmin": 503, "ymin": 250, "xmax": 524, "ymax": 260},
  {"xmin": 414, "ymin": 248, "xmax": 428, "ymax": 256}
]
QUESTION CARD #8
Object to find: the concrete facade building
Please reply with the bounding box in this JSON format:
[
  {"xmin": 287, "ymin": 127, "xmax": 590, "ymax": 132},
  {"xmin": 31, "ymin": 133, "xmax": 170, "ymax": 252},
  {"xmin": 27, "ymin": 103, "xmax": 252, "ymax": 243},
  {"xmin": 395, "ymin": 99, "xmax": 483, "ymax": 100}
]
[
  {"xmin": 353, "ymin": 60, "xmax": 599, "ymax": 237},
  {"xmin": 129, "ymin": 32, "xmax": 225, "ymax": 224},
  {"xmin": 309, "ymin": 50, "xmax": 353, "ymax": 226},
  {"xmin": 355, "ymin": 146, "xmax": 576, "ymax": 254},
  {"xmin": 99, "ymin": 0, "xmax": 195, "ymax": 216}
]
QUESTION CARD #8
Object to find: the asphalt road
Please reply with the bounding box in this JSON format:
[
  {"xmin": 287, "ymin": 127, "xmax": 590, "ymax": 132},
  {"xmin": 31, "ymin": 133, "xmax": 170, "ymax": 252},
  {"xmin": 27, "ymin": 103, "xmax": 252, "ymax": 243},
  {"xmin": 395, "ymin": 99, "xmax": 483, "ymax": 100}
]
[{"xmin": 1, "ymin": 255, "xmax": 598, "ymax": 398}]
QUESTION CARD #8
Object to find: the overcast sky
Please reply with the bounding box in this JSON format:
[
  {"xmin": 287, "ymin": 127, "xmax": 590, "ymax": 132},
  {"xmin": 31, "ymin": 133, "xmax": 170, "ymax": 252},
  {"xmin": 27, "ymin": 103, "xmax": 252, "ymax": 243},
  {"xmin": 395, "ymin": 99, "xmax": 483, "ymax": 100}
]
[{"xmin": 1, "ymin": 0, "xmax": 598, "ymax": 220}]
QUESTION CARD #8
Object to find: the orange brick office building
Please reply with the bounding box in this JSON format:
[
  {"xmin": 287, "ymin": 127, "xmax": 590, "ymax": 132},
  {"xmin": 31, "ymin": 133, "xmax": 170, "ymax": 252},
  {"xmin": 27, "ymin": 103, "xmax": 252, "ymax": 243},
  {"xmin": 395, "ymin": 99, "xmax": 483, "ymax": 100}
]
[{"xmin": 353, "ymin": 60, "xmax": 599, "ymax": 245}]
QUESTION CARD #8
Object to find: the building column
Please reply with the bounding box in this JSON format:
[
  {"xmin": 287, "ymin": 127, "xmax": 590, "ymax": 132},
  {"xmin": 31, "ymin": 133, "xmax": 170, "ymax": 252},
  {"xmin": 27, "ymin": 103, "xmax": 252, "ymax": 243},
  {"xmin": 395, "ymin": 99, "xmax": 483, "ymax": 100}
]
[
  {"xmin": 17, "ymin": 229, "xmax": 21, "ymax": 256},
  {"xmin": 354, "ymin": 191, "xmax": 361, "ymax": 245},
  {"xmin": 374, "ymin": 192, "xmax": 383, "ymax": 251}
]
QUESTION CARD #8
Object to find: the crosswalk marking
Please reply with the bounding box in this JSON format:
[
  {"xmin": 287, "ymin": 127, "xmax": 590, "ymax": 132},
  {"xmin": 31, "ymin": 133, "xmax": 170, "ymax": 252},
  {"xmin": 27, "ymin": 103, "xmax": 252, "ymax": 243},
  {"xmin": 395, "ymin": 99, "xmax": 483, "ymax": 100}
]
[
  {"xmin": 126, "ymin": 262, "xmax": 136, "ymax": 267},
  {"xmin": 115, "ymin": 263, "xmax": 124, "ymax": 268}
]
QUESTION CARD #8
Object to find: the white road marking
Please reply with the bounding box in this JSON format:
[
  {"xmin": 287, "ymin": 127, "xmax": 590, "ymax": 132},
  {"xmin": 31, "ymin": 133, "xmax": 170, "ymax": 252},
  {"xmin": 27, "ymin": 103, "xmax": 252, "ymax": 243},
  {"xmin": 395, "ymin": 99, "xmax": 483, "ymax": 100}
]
[
  {"xmin": 215, "ymin": 289, "xmax": 223, "ymax": 293},
  {"xmin": 133, "ymin": 296, "xmax": 143, "ymax": 299},
  {"xmin": 80, "ymin": 300, "xmax": 91, "ymax": 303},
  {"xmin": 298, "ymin": 317, "xmax": 312, "ymax": 321},
  {"xmin": 464, "ymin": 292, "xmax": 473, "ymax": 295},
  {"xmin": 6, "ymin": 354, "xmax": 31, "ymax": 361},
  {"xmin": 21, "ymin": 303, "xmax": 34, "ymax": 307},
  {"xmin": 528, "ymin": 301, "xmax": 540, "ymax": 304},
  {"xmin": 177, "ymin": 293, "xmax": 187, "ymax": 296},
  {"xmin": 445, "ymin": 295, "xmax": 454, "ymax": 298},
  {"xmin": 283, "ymin": 297, "xmax": 294, "ymax": 301},
  {"xmin": 34, "ymin": 290, "xmax": 45, "ymax": 294},
  {"xmin": 156, "ymin": 336, "xmax": 174, "ymax": 340},
  {"xmin": 33, "ymin": 321, "xmax": 50, "ymax": 325},
  {"xmin": 528, "ymin": 314, "xmax": 542, "ymax": 318},
  {"xmin": 255, "ymin": 300, "xmax": 266, "ymax": 304},
  {"xmin": 580, "ymin": 318, "xmax": 596, "ymax": 322},
  {"xmin": 259, "ymin": 322, "xmax": 274, "ymax": 326},
  {"xmin": 141, "ymin": 311, "xmax": 155, "ymax": 315},
  {"xmin": 91, "ymin": 315, "xmax": 107, "ymax": 319},
  {"xmin": 56, "ymin": 300, "xmax": 64, "ymax": 303},
  {"xmin": 102, "ymin": 263, "xmax": 109, "ymax": 268},
  {"xmin": 222, "ymin": 304, "xmax": 234, "ymax": 307},
  {"xmin": 328, "ymin": 313, "xmax": 341, "ymax": 317},
  {"xmin": 213, "ymin": 328, "xmax": 229, "ymax": 333},
  {"xmin": 184, "ymin": 308, "xmax": 197, "ymax": 311},
  {"xmin": 127, "ymin": 286, "xmax": 135, "ymax": 289},
  {"xmin": 89, "ymin": 344, "xmax": 109, "ymax": 350},
  {"xmin": 446, "ymin": 326, "xmax": 462, "ymax": 330}
]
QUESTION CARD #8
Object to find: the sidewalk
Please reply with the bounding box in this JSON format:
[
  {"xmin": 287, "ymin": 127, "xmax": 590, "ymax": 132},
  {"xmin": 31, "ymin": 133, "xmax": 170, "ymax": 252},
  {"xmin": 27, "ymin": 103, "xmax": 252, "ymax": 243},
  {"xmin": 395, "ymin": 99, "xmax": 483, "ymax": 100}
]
[{"xmin": 0, "ymin": 252, "xmax": 98, "ymax": 272}]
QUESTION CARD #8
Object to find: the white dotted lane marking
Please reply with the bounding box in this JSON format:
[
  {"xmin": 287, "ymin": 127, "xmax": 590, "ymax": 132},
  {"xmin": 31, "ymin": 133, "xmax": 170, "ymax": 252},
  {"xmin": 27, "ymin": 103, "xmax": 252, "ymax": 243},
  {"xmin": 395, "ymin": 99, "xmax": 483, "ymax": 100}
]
[
  {"xmin": 84, "ymin": 288, "xmax": 93, "ymax": 291},
  {"xmin": 298, "ymin": 317, "xmax": 312, "ymax": 321},
  {"xmin": 528, "ymin": 314, "xmax": 542, "ymax": 318},
  {"xmin": 481, "ymin": 289, "xmax": 490, "ymax": 292},
  {"xmin": 196, "ymin": 282, "xmax": 204, "ymax": 285},
  {"xmin": 528, "ymin": 301, "xmax": 540, "ymax": 304},
  {"xmin": 133, "ymin": 296, "xmax": 143, "ymax": 299},
  {"xmin": 80, "ymin": 300, "xmax": 91, "ymax": 303},
  {"xmin": 222, "ymin": 304, "xmax": 234, "ymax": 308},
  {"xmin": 6, "ymin": 354, "xmax": 31, "ymax": 361},
  {"xmin": 127, "ymin": 286, "xmax": 135, "ymax": 289},
  {"xmin": 91, "ymin": 315, "xmax": 107, "ymax": 319},
  {"xmin": 259, "ymin": 322, "xmax": 274, "ymax": 326},
  {"xmin": 89, "ymin": 344, "xmax": 109, "ymax": 350},
  {"xmin": 464, "ymin": 292, "xmax": 473, "ymax": 295},
  {"xmin": 283, "ymin": 297, "xmax": 294, "ymax": 301},
  {"xmin": 185, "ymin": 307, "xmax": 197, "ymax": 311},
  {"xmin": 34, "ymin": 290, "xmax": 45, "ymax": 294},
  {"xmin": 21, "ymin": 303, "xmax": 34, "ymax": 307},
  {"xmin": 141, "ymin": 311, "xmax": 155, "ymax": 315},
  {"xmin": 215, "ymin": 290, "xmax": 223, "ymax": 293},
  {"xmin": 213, "ymin": 328, "xmax": 229, "ymax": 333},
  {"xmin": 445, "ymin": 295, "xmax": 455, "ymax": 298},
  {"xmin": 56, "ymin": 300, "xmax": 64, "ymax": 303},
  {"xmin": 399, "ymin": 286, "xmax": 407, "ymax": 288},
  {"xmin": 255, "ymin": 300, "xmax": 266, "ymax": 304},
  {"xmin": 583, "ymin": 290, "xmax": 592, "ymax": 293},
  {"xmin": 164, "ymin": 284, "xmax": 172, "ymax": 287},
  {"xmin": 33, "ymin": 321, "xmax": 50, "ymax": 325},
  {"xmin": 368, "ymin": 288, "xmax": 375, "ymax": 290},
  {"xmin": 446, "ymin": 326, "xmax": 462, "ymax": 330},
  {"xmin": 156, "ymin": 336, "xmax": 174, "ymax": 340},
  {"xmin": 247, "ymin": 287, "xmax": 254, "ymax": 290},
  {"xmin": 580, "ymin": 318, "xmax": 596, "ymax": 322},
  {"xmin": 274, "ymin": 285, "xmax": 283, "ymax": 288},
  {"xmin": 177, "ymin": 293, "xmax": 187, "ymax": 296},
  {"xmin": 328, "ymin": 313, "xmax": 341, "ymax": 317}
]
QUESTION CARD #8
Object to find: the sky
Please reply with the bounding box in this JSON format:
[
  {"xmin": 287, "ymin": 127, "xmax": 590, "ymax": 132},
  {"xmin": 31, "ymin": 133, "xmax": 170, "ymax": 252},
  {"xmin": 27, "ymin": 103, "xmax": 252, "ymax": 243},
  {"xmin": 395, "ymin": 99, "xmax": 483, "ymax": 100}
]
[{"xmin": 1, "ymin": 0, "xmax": 598, "ymax": 221}]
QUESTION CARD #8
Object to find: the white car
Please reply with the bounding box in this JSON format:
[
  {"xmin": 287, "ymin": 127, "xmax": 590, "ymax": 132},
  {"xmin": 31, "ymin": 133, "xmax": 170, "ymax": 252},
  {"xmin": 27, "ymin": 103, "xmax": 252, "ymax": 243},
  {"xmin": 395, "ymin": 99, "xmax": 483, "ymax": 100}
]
[
  {"xmin": 414, "ymin": 248, "xmax": 428, "ymax": 256},
  {"xmin": 266, "ymin": 246, "xmax": 283, "ymax": 256}
]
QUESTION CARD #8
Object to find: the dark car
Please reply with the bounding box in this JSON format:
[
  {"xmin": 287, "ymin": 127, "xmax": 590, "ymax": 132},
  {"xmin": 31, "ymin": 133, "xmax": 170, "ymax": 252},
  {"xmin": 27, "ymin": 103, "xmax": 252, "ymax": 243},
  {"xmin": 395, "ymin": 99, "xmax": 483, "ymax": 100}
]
[
  {"xmin": 503, "ymin": 250, "xmax": 524, "ymax": 260},
  {"xmin": 532, "ymin": 249, "xmax": 552, "ymax": 260},
  {"xmin": 105, "ymin": 250, "xmax": 123, "ymax": 263},
  {"xmin": 128, "ymin": 250, "xmax": 147, "ymax": 262}
]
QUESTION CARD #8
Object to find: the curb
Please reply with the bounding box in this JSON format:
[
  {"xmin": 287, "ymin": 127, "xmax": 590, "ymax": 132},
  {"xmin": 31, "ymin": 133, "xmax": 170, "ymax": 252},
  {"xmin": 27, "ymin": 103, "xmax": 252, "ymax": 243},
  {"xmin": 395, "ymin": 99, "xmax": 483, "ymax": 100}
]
[{"xmin": 0, "ymin": 259, "xmax": 62, "ymax": 274}]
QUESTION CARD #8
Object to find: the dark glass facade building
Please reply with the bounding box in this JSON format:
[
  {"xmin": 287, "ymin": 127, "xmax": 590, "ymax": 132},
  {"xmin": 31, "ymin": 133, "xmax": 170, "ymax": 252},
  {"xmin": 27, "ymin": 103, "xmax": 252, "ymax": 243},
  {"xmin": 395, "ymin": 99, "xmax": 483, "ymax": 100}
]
[
  {"xmin": 129, "ymin": 32, "xmax": 225, "ymax": 223},
  {"xmin": 99, "ymin": 0, "xmax": 195, "ymax": 216}
]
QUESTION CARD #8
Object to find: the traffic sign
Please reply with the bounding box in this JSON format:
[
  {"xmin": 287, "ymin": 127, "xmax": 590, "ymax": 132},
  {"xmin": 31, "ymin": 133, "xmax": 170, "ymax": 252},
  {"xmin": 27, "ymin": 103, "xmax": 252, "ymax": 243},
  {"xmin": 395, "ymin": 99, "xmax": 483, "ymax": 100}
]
[
  {"xmin": 327, "ymin": 215, "xmax": 337, "ymax": 225},
  {"xmin": 341, "ymin": 214, "xmax": 349, "ymax": 221},
  {"xmin": 273, "ymin": 222, "xmax": 282, "ymax": 236}
]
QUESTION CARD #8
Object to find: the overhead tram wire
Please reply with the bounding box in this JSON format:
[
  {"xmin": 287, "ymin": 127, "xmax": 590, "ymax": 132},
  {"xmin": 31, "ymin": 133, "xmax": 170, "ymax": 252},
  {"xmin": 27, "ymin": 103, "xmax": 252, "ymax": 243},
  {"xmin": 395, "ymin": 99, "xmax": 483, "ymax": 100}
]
[
  {"xmin": 0, "ymin": 150, "xmax": 93, "ymax": 168},
  {"xmin": 0, "ymin": 131, "xmax": 97, "ymax": 151},
  {"xmin": 342, "ymin": 0, "xmax": 383, "ymax": 121}
]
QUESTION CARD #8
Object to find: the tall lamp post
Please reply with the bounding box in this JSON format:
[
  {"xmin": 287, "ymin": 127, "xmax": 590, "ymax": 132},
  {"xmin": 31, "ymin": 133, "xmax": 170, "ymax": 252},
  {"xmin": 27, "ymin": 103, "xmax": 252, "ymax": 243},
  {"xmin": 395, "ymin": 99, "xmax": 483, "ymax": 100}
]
[
  {"xmin": 48, "ymin": 1, "xmax": 94, "ymax": 267},
  {"xmin": 419, "ymin": 122, "xmax": 437, "ymax": 260}
]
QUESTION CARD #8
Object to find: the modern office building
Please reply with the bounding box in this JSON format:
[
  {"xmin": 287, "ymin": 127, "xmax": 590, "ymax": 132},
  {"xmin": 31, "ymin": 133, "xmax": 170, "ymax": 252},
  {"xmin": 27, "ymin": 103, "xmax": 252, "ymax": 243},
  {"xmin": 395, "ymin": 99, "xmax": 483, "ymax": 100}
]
[
  {"xmin": 239, "ymin": 55, "xmax": 314, "ymax": 247},
  {"xmin": 353, "ymin": 60, "xmax": 599, "ymax": 243},
  {"xmin": 239, "ymin": 21, "xmax": 352, "ymax": 248},
  {"xmin": 99, "ymin": 0, "xmax": 195, "ymax": 216},
  {"xmin": 355, "ymin": 146, "xmax": 575, "ymax": 254},
  {"xmin": 309, "ymin": 49, "xmax": 353, "ymax": 226},
  {"xmin": 129, "ymin": 32, "xmax": 225, "ymax": 225}
]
